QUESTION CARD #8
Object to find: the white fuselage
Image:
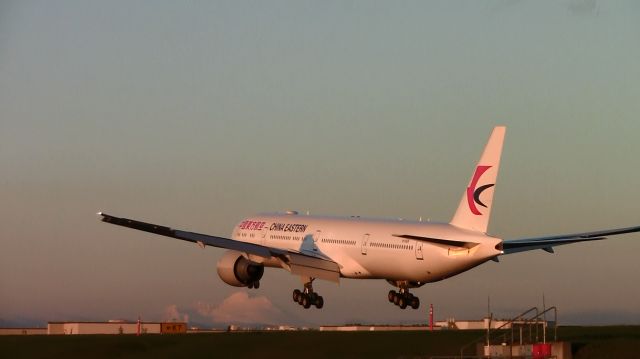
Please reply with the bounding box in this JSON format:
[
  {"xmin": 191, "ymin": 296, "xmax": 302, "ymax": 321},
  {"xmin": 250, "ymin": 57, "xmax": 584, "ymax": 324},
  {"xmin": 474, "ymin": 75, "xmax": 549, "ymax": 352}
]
[{"xmin": 231, "ymin": 213, "xmax": 502, "ymax": 284}]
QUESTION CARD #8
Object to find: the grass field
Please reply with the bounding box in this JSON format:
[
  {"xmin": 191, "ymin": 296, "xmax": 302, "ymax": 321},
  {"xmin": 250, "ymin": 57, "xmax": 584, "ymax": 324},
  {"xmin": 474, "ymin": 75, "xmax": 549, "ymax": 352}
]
[{"xmin": 2, "ymin": 326, "xmax": 640, "ymax": 359}]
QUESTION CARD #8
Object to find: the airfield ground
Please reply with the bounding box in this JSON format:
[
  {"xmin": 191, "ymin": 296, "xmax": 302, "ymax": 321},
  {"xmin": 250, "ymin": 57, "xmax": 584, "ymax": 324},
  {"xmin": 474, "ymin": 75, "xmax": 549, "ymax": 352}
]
[{"xmin": 2, "ymin": 326, "xmax": 639, "ymax": 359}]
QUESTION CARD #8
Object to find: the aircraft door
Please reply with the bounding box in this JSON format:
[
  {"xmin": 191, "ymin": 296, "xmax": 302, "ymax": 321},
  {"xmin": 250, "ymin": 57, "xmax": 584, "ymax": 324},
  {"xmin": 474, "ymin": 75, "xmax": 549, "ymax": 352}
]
[
  {"xmin": 415, "ymin": 241, "xmax": 423, "ymax": 260},
  {"xmin": 361, "ymin": 234, "xmax": 369, "ymax": 255}
]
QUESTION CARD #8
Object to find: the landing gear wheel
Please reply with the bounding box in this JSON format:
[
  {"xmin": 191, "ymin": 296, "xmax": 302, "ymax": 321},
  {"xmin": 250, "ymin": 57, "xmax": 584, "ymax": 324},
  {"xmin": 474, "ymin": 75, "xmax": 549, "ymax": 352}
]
[
  {"xmin": 388, "ymin": 290, "xmax": 396, "ymax": 303},
  {"xmin": 253, "ymin": 281, "xmax": 260, "ymax": 289},
  {"xmin": 398, "ymin": 296, "xmax": 407, "ymax": 309},
  {"xmin": 294, "ymin": 278, "xmax": 325, "ymax": 309},
  {"xmin": 302, "ymin": 294, "xmax": 311, "ymax": 309},
  {"xmin": 248, "ymin": 282, "xmax": 254, "ymax": 289},
  {"xmin": 411, "ymin": 297, "xmax": 420, "ymax": 310},
  {"xmin": 309, "ymin": 292, "xmax": 318, "ymax": 303},
  {"xmin": 388, "ymin": 285, "xmax": 420, "ymax": 310}
]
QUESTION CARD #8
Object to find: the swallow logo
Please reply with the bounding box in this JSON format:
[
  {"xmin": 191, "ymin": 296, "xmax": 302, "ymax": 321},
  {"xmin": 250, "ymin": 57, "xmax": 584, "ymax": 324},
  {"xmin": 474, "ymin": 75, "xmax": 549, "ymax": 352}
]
[{"xmin": 466, "ymin": 165, "xmax": 494, "ymax": 215}]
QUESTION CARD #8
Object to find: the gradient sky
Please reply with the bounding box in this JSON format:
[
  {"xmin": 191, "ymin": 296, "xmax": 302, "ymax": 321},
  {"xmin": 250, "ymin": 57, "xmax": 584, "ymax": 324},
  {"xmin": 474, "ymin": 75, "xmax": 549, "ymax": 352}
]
[{"xmin": 2, "ymin": 0, "xmax": 640, "ymax": 327}]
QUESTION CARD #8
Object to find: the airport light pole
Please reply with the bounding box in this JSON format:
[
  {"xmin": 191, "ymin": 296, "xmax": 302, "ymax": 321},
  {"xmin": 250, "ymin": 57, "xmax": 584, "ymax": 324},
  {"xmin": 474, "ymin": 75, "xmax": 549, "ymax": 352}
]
[{"xmin": 429, "ymin": 304, "xmax": 433, "ymax": 331}]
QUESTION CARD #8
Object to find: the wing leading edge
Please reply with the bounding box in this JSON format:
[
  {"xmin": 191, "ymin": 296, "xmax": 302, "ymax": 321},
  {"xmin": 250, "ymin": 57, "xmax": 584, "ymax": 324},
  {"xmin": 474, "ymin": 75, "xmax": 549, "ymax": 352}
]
[
  {"xmin": 502, "ymin": 225, "xmax": 640, "ymax": 254},
  {"xmin": 98, "ymin": 212, "xmax": 340, "ymax": 282}
]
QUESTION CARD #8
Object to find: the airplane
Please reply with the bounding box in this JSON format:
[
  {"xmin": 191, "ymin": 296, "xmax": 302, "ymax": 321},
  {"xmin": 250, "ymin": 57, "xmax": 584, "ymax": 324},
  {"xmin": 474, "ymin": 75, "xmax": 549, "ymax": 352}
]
[{"xmin": 98, "ymin": 126, "xmax": 640, "ymax": 310}]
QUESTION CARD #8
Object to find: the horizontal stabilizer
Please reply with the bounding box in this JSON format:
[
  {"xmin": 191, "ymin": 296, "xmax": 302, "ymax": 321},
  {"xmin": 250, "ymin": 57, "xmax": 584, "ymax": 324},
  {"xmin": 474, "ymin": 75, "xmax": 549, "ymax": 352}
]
[{"xmin": 502, "ymin": 224, "xmax": 640, "ymax": 254}]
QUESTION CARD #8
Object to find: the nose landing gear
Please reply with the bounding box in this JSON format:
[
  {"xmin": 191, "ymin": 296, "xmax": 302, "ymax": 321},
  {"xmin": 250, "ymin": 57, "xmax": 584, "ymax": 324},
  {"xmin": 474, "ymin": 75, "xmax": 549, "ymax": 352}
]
[
  {"xmin": 388, "ymin": 289, "xmax": 420, "ymax": 310},
  {"xmin": 292, "ymin": 280, "xmax": 324, "ymax": 309}
]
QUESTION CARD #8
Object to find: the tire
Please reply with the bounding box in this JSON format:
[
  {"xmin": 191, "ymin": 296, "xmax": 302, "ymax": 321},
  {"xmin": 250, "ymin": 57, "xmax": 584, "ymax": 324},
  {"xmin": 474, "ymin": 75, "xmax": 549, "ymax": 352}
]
[
  {"xmin": 293, "ymin": 289, "xmax": 301, "ymax": 302},
  {"xmin": 388, "ymin": 290, "xmax": 396, "ymax": 303},
  {"xmin": 398, "ymin": 297, "xmax": 407, "ymax": 309},
  {"xmin": 254, "ymin": 281, "xmax": 260, "ymax": 289},
  {"xmin": 302, "ymin": 294, "xmax": 311, "ymax": 309},
  {"xmin": 393, "ymin": 293, "xmax": 400, "ymax": 305},
  {"xmin": 315, "ymin": 296, "xmax": 324, "ymax": 309},
  {"xmin": 309, "ymin": 292, "xmax": 318, "ymax": 303},
  {"xmin": 411, "ymin": 297, "xmax": 420, "ymax": 310}
]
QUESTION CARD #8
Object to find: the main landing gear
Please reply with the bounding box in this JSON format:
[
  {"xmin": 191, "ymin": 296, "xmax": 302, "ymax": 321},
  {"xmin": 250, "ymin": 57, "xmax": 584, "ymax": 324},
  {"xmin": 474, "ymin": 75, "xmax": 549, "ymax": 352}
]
[
  {"xmin": 292, "ymin": 280, "xmax": 324, "ymax": 309},
  {"xmin": 388, "ymin": 289, "xmax": 420, "ymax": 310}
]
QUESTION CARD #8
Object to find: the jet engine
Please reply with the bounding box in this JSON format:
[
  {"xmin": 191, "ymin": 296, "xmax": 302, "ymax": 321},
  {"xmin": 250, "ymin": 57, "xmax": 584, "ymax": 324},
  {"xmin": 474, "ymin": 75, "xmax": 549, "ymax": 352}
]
[{"xmin": 216, "ymin": 250, "xmax": 264, "ymax": 288}]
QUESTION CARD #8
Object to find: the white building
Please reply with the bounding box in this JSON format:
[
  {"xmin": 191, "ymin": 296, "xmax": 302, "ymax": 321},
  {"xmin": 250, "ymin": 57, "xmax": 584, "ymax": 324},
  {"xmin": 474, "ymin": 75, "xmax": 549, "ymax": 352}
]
[
  {"xmin": 319, "ymin": 325, "xmax": 438, "ymax": 332},
  {"xmin": 47, "ymin": 321, "xmax": 186, "ymax": 335},
  {"xmin": 436, "ymin": 318, "xmax": 547, "ymax": 330}
]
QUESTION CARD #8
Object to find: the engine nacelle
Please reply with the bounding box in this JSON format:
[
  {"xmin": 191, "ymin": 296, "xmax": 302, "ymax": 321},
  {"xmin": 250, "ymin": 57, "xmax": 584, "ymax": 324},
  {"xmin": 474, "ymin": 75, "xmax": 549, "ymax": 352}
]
[{"xmin": 216, "ymin": 250, "xmax": 264, "ymax": 287}]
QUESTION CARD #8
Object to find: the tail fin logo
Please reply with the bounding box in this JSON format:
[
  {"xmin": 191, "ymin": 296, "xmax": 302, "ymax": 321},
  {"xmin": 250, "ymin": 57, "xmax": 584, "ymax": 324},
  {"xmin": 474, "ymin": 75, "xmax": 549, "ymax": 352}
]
[{"xmin": 466, "ymin": 165, "xmax": 494, "ymax": 215}]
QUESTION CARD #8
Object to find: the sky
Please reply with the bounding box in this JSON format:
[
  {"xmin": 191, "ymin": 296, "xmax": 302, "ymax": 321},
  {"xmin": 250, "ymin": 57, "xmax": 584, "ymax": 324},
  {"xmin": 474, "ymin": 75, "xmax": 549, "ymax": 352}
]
[{"xmin": 1, "ymin": 0, "xmax": 640, "ymax": 328}]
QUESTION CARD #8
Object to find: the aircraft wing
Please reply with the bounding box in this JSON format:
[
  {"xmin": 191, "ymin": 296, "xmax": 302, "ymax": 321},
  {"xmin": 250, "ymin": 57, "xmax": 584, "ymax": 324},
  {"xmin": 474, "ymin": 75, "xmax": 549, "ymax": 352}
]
[
  {"xmin": 98, "ymin": 212, "xmax": 341, "ymax": 282},
  {"xmin": 502, "ymin": 225, "xmax": 640, "ymax": 254}
]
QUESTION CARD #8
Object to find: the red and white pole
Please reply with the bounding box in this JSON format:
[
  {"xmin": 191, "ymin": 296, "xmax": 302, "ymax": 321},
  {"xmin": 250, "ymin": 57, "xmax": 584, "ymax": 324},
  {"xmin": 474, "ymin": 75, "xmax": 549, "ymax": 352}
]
[
  {"xmin": 137, "ymin": 316, "xmax": 141, "ymax": 336},
  {"xmin": 429, "ymin": 304, "xmax": 434, "ymax": 331}
]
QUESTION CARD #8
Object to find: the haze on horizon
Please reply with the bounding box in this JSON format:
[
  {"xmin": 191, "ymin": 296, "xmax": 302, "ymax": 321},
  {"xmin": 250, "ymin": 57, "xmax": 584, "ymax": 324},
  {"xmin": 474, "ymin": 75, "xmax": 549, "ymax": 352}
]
[{"xmin": 1, "ymin": 0, "xmax": 640, "ymax": 328}]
